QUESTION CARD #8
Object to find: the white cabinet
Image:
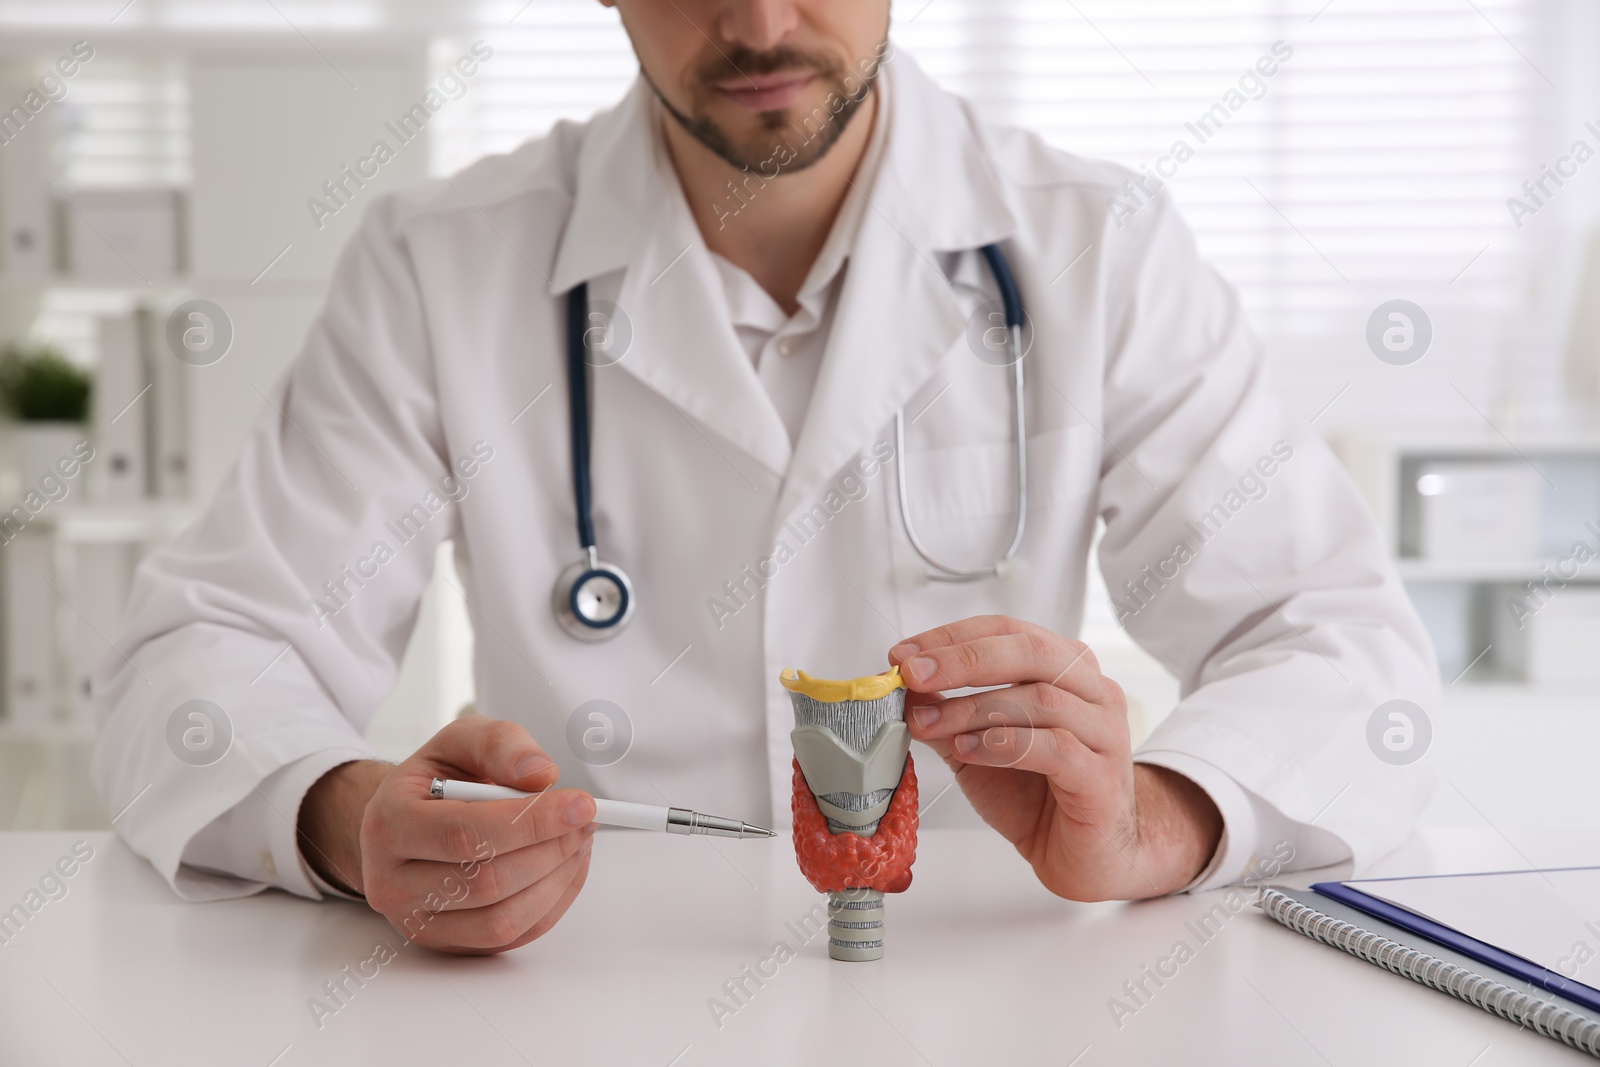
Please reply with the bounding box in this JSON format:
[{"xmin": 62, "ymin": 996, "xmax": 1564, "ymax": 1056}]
[{"xmin": 1336, "ymin": 429, "xmax": 1600, "ymax": 684}]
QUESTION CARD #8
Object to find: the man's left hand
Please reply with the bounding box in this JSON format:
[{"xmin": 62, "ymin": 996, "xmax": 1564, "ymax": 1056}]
[{"xmin": 890, "ymin": 615, "xmax": 1223, "ymax": 900}]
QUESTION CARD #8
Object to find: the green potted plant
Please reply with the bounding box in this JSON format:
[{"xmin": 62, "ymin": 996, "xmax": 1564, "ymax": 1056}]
[{"xmin": 0, "ymin": 342, "xmax": 93, "ymax": 491}]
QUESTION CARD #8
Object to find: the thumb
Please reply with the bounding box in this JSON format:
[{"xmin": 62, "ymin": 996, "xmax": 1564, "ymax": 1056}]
[{"xmin": 418, "ymin": 716, "xmax": 562, "ymax": 791}]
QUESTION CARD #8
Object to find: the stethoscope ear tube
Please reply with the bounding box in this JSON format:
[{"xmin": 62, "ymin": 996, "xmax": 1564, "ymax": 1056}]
[
  {"xmin": 566, "ymin": 283, "xmax": 597, "ymax": 552},
  {"xmin": 980, "ymin": 243, "xmax": 1025, "ymax": 336}
]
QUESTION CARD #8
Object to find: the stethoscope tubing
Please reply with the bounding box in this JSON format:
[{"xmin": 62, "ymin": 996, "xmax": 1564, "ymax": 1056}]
[
  {"xmin": 566, "ymin": 281, "xmax": 598, "ymax": 551},
  {"xmin": 557, "ymin": 242, "xmax": 1031, "ymax": 635},
  {"xmin": 554, "ymin": 281, "xmax": 637, "ymax": 640},
  {"xmin": 894, "ymin": 243, "xmax": 1029, "ymax": 582}
]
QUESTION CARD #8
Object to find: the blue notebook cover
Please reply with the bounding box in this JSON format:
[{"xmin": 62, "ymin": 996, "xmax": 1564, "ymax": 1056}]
[{"xmin": 1313, "ymin": 875, "xmax": 1600, "ymax": 1015}]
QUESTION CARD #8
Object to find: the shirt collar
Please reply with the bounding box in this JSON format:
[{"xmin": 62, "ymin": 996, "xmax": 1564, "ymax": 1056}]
[{"xmin": 710, "ymin": 251, "xmax": 788, "ymax": 332}]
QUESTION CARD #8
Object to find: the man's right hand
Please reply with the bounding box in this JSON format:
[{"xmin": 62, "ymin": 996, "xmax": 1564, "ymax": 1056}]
[{"xmin": 296, "ymin": 717, "xmax": 597, "ymax": 955}]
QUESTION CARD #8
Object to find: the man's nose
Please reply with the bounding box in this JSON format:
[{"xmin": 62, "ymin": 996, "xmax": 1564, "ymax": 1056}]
[{"xmin": 715, "ymin": 0, "xmax": 802, "ymax": 54}]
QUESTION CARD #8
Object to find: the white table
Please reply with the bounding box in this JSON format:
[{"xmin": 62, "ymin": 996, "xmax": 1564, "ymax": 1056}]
[{"xmin": 0, "ymin": 827, "xmax": 1592, "ymax": 1066}]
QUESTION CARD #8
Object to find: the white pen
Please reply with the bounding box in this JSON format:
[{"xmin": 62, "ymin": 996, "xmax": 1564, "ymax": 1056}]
[{"xmin": 428, "ymin": 778, "xmax": 777, "ymax": 840}]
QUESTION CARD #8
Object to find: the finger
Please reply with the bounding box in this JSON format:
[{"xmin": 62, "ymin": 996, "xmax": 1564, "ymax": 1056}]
[
  {"xmin": 414, "ymin": 717, "xmax": 563, "ymax": 792},
  {"xmin": 893, "ymin": 616, "xmax": 1088, "ymax": 673},
  {"xmin": 949, "ymin": 725, "xmax": 1095, "ymax": 778},
  {"xmin": 408, "ymin": 844, "xmax": 591, "ymax": 952},
  {"xmin": 889, "ymin": 616, "xmax": 1037, "ymax": 687},
  {"xmin": 375, "ymin": 787, "xmax": 597, "ymax": 863},
  {"xmin": 908, "ymin": 685, "xmax": 1123, "ymax": 753},
  {"xmin": 894, "ymin": 631, "xmax": 1109, "ymax": 703},
  {"xmin": 385, "ymin": 825, "xmax": 594, "ymax": 911},
  {"xmin": 891, "ymin": 614, "xmax": 1051, "ymax": 654},
  {"xmin": 497, "ymin": 840, "xmax": 594, "ymax": 951}
]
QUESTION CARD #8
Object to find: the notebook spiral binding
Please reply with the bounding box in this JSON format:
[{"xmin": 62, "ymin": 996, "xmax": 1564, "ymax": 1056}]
[{"xmin": 1258, "ymin": 888, "xmax": 1600, "ymax": 1060}]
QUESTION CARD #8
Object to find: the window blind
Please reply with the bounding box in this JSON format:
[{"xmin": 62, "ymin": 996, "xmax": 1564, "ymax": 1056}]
[
  {"xmin": 53, "ymin": 58, "xmax": 189, "ymax": 188},
  {"xmin": 6, "ymin": 0, "xmax": 1546, "ymax": 352},
  {"xmin": 426, "ymin": 9, "xmax": 638, "ymax": 179},
  {"xmin": 895, "ymin": 0, "xmax": 1536, "ymax": 340}
]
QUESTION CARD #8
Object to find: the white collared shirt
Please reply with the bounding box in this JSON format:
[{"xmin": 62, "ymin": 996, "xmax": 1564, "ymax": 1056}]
[{"xmin": 710, "ymin": 254, "xmax": 831, "ymax": 446}]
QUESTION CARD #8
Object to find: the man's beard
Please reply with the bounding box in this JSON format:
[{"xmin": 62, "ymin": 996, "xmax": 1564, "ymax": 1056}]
[{"xmin": 645, "ymin": 43, "xmax": 883, "ymax": 174}]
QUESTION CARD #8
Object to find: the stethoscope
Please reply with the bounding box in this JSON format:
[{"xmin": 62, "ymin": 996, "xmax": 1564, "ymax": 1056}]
[
  {"xmin": 552, "ymin": 280, "xmax": 637, "ymax": 641},
  {"xmin": 552, "ymin": 243, "xmax": 1028, "ymax": 640}
]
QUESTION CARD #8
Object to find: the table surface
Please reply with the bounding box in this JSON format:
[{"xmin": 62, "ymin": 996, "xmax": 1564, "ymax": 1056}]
[{"xmin": 1, "ymin": 827, "xmax": 1595, "ymax": 1067}]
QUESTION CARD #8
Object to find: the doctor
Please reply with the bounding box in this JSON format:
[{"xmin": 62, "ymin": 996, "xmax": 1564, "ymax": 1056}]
[{"xmin": 94, "ymin": 0, "xmax": 1437, "ymax": 954}]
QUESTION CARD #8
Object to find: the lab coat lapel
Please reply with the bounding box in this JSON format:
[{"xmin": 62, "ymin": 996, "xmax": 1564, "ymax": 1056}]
[
  {"xmin": 615, "ymin": 212, "xmax": 793, "ymax": 478},
  {"xmin": 776, "ymin": 55, "xmax": 1018, "ymax": 524},
  {"xmin": 550, "ymin": 80, "xmax": 792, "ymax": 479},
  {"xmin": 775, "ymin": 204, "xmax": 964, "ymax": 523}
]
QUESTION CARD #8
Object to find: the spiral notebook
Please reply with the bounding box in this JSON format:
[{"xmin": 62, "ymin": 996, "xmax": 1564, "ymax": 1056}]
[{"xmin": 1257, "ymin": 868, "xmax": 1600, "ymax": 1059}]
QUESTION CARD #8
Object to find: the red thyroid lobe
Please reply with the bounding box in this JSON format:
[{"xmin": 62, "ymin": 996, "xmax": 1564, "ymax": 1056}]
[{"xmin": 791, "ymin": 756, "xmax": 919, "ymax": 894}]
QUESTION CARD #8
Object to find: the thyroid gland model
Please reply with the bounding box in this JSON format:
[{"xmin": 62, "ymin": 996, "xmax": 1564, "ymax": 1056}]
[{"xmin": 781, "ymin": 665, "xmax": 919, "ymax": 962}]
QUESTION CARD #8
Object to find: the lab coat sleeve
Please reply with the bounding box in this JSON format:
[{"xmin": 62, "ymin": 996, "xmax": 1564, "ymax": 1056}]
[
  {"xmin": 1093, "ymin": 193, "xmax": 1440, "ymax": 886},
  {"xmin": 178, "ymin": 746, "xmax": 373, "ymax": 901},
  {"xmin": 90, "ymin": 191, "xmax": 461, "ymax": 901}
]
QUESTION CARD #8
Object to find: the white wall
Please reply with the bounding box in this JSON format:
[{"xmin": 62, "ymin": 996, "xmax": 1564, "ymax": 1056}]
[{"xmin": 186, "ymin": 50, "xmax": 430, "ymax": 495}]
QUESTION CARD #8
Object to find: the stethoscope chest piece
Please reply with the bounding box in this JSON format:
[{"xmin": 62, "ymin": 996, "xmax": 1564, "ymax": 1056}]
[{"xmin": 553, "ymin": 546, "xmax": 635, "ymax": 641}]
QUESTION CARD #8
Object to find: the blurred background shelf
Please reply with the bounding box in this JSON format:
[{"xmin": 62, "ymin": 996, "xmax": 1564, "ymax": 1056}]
[
  {"xmin": 1337, "ymin": 429, "xmax": 1600, "ymax": 687},
  {"xmin": 0, "ymin": 28, "xmax": 461, "ymax": 830}
]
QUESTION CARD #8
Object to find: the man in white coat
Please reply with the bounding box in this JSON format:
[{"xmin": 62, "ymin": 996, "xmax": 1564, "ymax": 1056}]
[{"xmin": 93, "ymin": 0, "xmax": 1437, "ymax": 954}]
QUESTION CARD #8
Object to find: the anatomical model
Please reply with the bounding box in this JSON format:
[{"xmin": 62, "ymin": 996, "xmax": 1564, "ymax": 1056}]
[{"xmin": 782, "ymin": 665, "xmax": 919, "ymax": 961}]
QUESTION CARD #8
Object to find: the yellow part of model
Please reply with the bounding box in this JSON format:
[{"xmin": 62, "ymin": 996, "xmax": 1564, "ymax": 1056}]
[{"xmin": 778, "ymin": 664, "xmax": 905, "ymax": 703}]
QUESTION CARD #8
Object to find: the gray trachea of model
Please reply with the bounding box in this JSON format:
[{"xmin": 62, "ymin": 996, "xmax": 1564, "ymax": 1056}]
[{"xmin": 788, "ymin": 684, "xmax": 910, "ymax": 963}]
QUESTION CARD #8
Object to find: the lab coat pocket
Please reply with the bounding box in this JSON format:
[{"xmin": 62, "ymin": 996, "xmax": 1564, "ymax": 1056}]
[
  {"xmin": 897, "ymin": 422, "xmax": 1099, "ymax": 551},
  {"xmin": 888, "ymin": 421, "xmax": 1101, "ymax": 631}
]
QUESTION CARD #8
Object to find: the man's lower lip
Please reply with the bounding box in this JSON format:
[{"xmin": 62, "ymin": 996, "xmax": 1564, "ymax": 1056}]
[{"xmin": 715, "ymin": 76, "xmax": 815, "ymax": 111}]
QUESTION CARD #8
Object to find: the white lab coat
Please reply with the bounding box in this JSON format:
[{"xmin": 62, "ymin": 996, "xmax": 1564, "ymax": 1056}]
[{"xmin": 92, "ymin": 53, "xmax": 1438, "ymax": 902}]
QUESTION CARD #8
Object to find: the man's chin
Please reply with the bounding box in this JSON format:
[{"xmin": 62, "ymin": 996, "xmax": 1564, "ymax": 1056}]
[
  {"xmin": 695, "ymin": 87, "xmax": 866, "ymax": 173},
  {"xmin": 649, "ymin": 62, "xmax": 872, "ymax": 176}
]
